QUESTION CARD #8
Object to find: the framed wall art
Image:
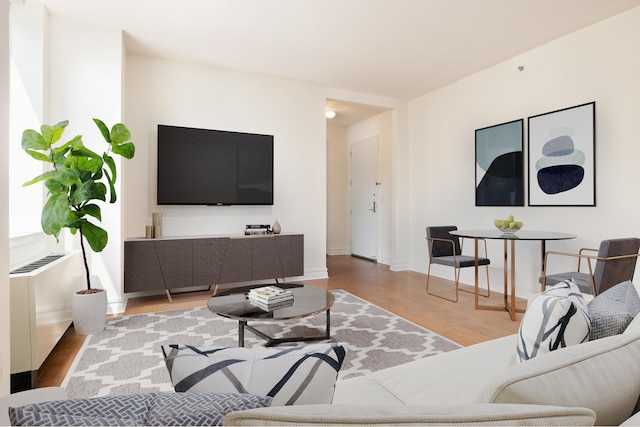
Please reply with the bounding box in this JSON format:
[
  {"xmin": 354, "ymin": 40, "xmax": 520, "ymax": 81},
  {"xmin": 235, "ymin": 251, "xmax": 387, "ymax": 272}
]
[
  {"xmin": 475, "ymin": 119, "xmax": 524, "ymax": 206},
  {"xmin": 528, "ymin": 102, "xmax": 595, "ymax": 206}
]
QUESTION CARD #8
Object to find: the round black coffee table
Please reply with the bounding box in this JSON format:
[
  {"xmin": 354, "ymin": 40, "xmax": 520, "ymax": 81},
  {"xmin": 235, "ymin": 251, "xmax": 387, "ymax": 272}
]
[{"xmin": 207, "ymin": 284, "xmax": 334, "ymax": 347}]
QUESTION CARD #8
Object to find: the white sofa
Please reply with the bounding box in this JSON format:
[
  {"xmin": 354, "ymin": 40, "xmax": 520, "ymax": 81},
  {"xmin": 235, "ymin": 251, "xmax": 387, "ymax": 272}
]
[
  {"xmin": 223, "ymin": 319, "xmax": 640, "ymax": 426},
  {"xmin": 4, "ymin": 319, "xmax": 640, "ymax": 426}
]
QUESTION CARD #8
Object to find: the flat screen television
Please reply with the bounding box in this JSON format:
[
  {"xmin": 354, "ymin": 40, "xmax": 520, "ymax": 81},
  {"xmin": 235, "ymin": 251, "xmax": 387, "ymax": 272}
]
[{"xmin": 157, "ymin": 125, "xmax": 274, "ymax": 205}]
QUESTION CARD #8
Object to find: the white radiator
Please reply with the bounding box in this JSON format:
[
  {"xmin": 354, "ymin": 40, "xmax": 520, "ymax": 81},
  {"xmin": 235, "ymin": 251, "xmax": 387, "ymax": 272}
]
[{"xmin": 9, "ymin": 251, "xmax": 84, "ymax": 389}]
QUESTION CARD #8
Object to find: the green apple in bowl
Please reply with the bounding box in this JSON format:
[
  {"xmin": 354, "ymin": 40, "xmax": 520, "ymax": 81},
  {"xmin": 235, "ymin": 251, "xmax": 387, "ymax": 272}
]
[{"xmin": 494, "ymin": 216, "xmax": 523, "ymax": 233}]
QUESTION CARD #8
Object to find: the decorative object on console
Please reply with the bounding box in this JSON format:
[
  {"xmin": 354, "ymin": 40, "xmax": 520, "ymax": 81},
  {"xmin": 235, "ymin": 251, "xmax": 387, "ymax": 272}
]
[
  {"xmin": 587, "ymin": 279, "xmax": 640, "ymax": 340},
  {"xmin": 152, "ymin": 212, "xmax": 163, "ymax": 238},
  {"xmin": 21, "ymin": 119, "xmax": 136, "ymax": 335},
  {"xmin": 272, "ymin": 218, "xmax": 281, "ymax": 234},
  {"xmin": 245, "ymin": 224, "xmax": 271, "ymax": 235},
  {"xmin": 516, "ymin": 279, "xmax": 590, "ymax": 363},
  {"xmin": 162, "ymin": 343, "xmax": 348, "ymax": 406},
  {"xmin": 475, "ymin": 119, "xmax": 524, "ymax": 207},
  {"xmin": 528, "ymin": 101, "xmax": 595, "ymax": 206}
]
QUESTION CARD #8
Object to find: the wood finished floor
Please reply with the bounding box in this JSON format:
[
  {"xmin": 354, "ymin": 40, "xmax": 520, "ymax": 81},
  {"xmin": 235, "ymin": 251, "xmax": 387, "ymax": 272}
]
[{"xmin": 36, "ymin": 255, "xmax": 524, "ymax": 388}]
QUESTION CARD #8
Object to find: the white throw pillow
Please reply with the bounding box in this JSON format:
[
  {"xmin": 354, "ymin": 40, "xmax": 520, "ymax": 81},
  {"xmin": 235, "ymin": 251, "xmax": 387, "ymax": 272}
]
[
  {"xmin": 516, "ymin": 280, "xmax": 590, "ymax": 363},
  {"xmin": 162, "ymin": 343, "xmax": 347, "ymax": 406}
]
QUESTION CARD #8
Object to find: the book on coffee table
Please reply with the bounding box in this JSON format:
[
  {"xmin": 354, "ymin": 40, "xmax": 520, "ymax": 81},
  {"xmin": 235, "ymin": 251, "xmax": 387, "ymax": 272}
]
[
  {"xmin": 248, "ymin": 286, "xmax": 294, "ymax": 305},
  {"xmin": 249, "ymin": 297, "xmax": 294, "ymax": 311}
]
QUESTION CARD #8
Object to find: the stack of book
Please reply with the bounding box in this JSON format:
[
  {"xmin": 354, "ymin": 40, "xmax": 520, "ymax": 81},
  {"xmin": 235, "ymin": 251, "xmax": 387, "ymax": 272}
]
[
  {"xmin": 244, "ymin": 224, "xmax": 271, "ymax": 235},
  {"xmin": 248, "ymin": 286, "xmax": 294, "ymax": 310}
]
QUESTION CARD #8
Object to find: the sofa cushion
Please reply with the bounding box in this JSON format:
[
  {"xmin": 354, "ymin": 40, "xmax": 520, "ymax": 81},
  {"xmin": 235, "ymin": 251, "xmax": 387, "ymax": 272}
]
[
  {"xmin": 334, "ymin": 334, "xmax": 517, "ymax": 406},
  {"xmin": 162, "ymin": 343, "xmax": 347, "ymax": 406},
  {"xmin": 516, "ymin": 280, "xmax": 590, "ymax": 362},
  {"xmin": 222, "ymin": 403, "xmax": 596, "ymax": 426},
  {"xmin": 588, "ymin": 280, "xmax": 640, "ymax": 340},
  {"xmin": 9, "ymin": 392, "xmax": 271, "ymax": 426},
  {"xmin": 481, "ymin": 333, "xmax": 640, "ymax": 426}
]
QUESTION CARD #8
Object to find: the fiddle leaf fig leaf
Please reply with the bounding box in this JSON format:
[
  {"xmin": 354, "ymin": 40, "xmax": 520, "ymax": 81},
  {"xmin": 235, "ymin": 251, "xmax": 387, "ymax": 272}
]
[
  {"xmin": 41, "ymin": 192, "xmax": 71, "ymax": 238},
  {"xmin": 70, "ymin": 180, "xmax": 106, "ymax": 205},
  {"xmin": 40, "ymin": 124, "xmax": 66, "ymax": 145},
  {"xmin": 53, "ymin": 135, "xmax": 81, "ymax": 155},
  {"xmin": 80, "ymin": 203, "xmax": 102, "ymax": 221},
  {"xmin": 103, "ymin": 154, "xmax": 116, "ymax": 182},
  {"xmin": 80, "ymin": 221, "xmax": 108, "ymax": 252},
  {"xmin": 104, "ymin": 168, "xmax": 116, "ymax": 203},
  {"xmin": 93, "ymin": 118, "xmax": 111, "ymax": 143},
  {"xmin": 23, "ymin": 170, "xmax": 58, "ymax": 187},
  {"xmin": 24, "ymin": 149, "xmax": 52, "ymax": 163},
  {"xmin": 76, "ymin": 156, "xmax": 103, "ymax": 174},
  {"xmin": 110, "ymin": 123, "xmax": 131, "ymax": 145},
  {"xmin": 22, "ymin": 129, "xmax": 48, "ymax": 151},
  {"xmin": 112, "ymin": 142, "xmax": 135, "ymax": 159}
]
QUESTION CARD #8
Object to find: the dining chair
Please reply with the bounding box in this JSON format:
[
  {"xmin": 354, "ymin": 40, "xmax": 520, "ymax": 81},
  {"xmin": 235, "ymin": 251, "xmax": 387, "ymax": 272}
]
[
  {"xmin": 540, "ymin": 237, "xmax": 640, "ymax": 296},
  {"xmin": 425, "ymin": 225, "xmax": 491, "ymax": 303}
]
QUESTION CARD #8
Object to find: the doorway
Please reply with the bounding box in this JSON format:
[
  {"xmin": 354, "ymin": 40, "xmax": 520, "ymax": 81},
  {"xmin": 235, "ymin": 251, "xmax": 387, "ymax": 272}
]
[{"xmin": 350, "ymin": 136, "xmax": 379, "ymax": 261}]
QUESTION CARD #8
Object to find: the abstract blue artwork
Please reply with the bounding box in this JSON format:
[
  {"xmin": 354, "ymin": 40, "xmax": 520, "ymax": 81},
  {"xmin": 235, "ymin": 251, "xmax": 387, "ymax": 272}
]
[
  {"xmin": 528, "ymin": 102, "xmax": 595, "ymax": 206},
  {"xmin": 475, "ymin": 119, "xmax": 524, "ymax": 206}
]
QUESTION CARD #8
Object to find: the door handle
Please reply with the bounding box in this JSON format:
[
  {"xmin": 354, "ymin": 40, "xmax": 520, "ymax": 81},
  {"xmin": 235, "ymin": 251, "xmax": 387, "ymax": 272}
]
[{"xmin": 369, "ymin": 201, "xmax": 376, "ymax": 213}]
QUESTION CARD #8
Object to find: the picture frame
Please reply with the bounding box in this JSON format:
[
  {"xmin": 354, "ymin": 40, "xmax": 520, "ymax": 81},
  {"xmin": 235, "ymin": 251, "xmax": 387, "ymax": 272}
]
[
  {"xmin": 528, "ymin": 102, "xmax": 595, "ymax": 206},
  {"xmin": 475, "ymin": 119, "xmax": 524, "ymax": 206}
]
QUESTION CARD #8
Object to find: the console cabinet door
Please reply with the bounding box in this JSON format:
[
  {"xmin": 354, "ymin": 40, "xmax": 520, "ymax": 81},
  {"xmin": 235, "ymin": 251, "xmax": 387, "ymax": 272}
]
[
  {"xmin": 154, "ymin": 239, "xmax": 194, "ymax": 289},
  {"xmin": 252, "ymin": 237, "xmax": 284, "ymax": 280},
  {"xmin": 219, "ymin": 238, "xmax": 253, "ymax": 283},
  {"xmin": 124, "ymin": 240, "xmax": 164, "ymax": 292},
  {"xmin": 193, "ymin": 238, "xmax": 228, "ymax": 286},
  {"xmin": 275, "ymin": 234, "xmax": 304, "ymax": 277}
]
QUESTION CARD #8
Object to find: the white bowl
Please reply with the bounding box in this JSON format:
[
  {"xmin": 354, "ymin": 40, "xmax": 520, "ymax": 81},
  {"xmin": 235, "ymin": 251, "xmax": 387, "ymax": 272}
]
[{"xmin": 495, "ymin": 223, "xmax": 523, "ymax": 233}]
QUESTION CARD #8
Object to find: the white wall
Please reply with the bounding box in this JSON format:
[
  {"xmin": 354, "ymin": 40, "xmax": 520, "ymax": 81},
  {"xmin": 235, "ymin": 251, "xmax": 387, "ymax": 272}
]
[
  {"xmin": 1, "ymin": 0, "xmax": 10, "ymax": 397},
  {"xmin": 9, "ymin": 1, "xmax": 51, "ymax": 264},
  {"xmin": 47, "ymin": 16, "xmax": 126, "ymax": 312},
  {"xmin": 123, "ymin": 55, "xmax": 329, "ymax": 281},
  {"xmin": 326, "ymin": 124, "xmax": 349, "ymax": 255},
  {"xmin": 408, "ymin": 7, "xmax": 640, "ymax": 298}
]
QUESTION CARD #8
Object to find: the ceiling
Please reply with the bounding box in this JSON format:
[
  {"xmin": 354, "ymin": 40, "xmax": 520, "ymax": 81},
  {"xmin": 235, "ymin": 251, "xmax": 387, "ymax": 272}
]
[{"xmin": 38, "ymin": 0, "xmax": 640, "ymax": 125}]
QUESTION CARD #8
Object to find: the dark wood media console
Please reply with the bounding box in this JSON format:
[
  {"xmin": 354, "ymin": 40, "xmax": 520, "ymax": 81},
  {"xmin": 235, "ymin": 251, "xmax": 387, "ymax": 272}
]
[{"xmin": 124, "ymin": 234, "xmax": 304, "ymax": 301}]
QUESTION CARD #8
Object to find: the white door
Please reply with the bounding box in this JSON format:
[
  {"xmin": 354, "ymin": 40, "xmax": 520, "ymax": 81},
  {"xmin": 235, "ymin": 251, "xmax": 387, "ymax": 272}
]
[{"xmin": 350, "ymin": 136, "xmax": 379, "ymax": 261}]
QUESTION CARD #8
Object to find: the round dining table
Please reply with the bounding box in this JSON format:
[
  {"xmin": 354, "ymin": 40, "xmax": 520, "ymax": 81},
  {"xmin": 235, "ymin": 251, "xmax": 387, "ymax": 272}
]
[{"xmin": 450, "ymin": 229, "xmax": 576, "ymax": 320}]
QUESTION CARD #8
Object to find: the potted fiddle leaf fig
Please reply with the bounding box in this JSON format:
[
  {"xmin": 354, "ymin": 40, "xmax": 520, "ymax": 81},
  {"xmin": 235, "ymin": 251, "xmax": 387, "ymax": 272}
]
[{"xmin": 22, "ymin": 118, "xmax": 135, "ymax": 334}]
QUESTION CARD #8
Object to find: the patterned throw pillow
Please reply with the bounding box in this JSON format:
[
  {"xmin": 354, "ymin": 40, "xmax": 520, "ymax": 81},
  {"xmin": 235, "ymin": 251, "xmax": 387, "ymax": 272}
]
[
  {"xmin": 517, "ymin": 280, "xmax": 590, "ymax": 363},
  {"xmin": 9, "ymin": 392, "xmax": 271, "ymax": 426},
  {"xmin": 162, "ymin": 343, "xmax": 348, "ymax": 406},
  {"xmin": 588, "ymin": 280, "xmax": 640, "ymax": 340}
]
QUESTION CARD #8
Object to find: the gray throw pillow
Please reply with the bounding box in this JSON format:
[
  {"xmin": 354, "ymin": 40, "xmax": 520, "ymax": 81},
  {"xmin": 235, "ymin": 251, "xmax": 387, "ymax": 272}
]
[
  {"xmin": 588, "ymin": 280, "xmax": 640, "ymax": 340},
  {"xmin": 9, "ymin": 392, "xmax": 272, "ymax": 426}
]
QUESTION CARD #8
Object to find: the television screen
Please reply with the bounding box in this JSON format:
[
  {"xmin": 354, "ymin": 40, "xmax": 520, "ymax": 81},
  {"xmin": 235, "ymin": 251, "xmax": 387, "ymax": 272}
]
[{"xmin": 157, "ymin": 125, "xmax": 274, "ymax": 205}]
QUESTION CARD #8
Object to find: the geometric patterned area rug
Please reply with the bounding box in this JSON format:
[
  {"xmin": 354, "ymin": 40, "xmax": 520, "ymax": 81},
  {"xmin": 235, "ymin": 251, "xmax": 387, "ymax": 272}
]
[{"xmin": 62, "ymin": 290, "xmax": 460, "ymax": 399}]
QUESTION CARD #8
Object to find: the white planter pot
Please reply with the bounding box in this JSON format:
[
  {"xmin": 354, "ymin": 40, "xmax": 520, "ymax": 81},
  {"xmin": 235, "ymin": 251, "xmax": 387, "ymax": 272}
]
[{"xmin": 72, "ymin": 288, "xmax": 107, "ymax": 335}]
